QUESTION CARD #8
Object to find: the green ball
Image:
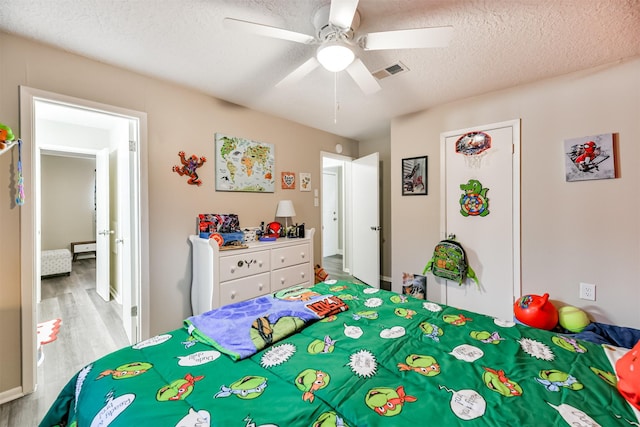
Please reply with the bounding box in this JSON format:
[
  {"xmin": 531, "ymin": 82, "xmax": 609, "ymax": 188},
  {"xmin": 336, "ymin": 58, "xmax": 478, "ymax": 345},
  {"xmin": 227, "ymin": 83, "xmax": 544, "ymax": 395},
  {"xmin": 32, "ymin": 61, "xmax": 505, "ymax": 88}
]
[{"xmin": 558, "ymin": 306, "xmax": 590, "ymax": 333}]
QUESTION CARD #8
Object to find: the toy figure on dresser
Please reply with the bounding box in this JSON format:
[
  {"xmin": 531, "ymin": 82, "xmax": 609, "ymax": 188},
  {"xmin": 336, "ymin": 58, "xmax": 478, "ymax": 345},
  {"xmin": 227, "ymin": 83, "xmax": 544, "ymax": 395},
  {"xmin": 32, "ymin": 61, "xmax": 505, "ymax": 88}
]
[
  {"xmin": 287, "ymin": 223, "xmax": 305, "ymax": 238},
  {"xmin": 260, "ymin": 222, "xmax": 281, "ymax": 240}
]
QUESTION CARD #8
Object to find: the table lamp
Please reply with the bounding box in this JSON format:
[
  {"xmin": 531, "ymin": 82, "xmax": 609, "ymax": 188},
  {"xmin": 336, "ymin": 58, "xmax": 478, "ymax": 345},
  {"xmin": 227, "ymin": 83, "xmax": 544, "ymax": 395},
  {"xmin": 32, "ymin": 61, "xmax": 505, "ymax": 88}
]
[{"xmin": 275, "ymin": 200, "xmax": 296, "ymax": 232}]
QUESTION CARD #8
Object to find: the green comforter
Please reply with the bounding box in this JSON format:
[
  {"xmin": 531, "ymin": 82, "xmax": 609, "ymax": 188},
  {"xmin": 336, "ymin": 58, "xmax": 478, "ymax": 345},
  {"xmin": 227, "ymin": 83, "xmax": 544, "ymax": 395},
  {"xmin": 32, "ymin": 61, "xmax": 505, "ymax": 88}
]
[{"xmin": 41, "ymin": 281, "xmax": 638, "ymax": 426}]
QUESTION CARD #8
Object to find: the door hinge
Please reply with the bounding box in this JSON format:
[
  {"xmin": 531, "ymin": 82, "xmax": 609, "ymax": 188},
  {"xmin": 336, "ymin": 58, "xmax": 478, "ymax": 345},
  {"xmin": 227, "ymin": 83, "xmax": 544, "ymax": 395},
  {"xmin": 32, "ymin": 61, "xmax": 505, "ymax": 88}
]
[
  {"xmin": 129, "ymin": 140, "xmax": 137, "ymax": 152},
  {"xmin": 131, "ymin": 306, "xmax": 138, "ymax": 317}
]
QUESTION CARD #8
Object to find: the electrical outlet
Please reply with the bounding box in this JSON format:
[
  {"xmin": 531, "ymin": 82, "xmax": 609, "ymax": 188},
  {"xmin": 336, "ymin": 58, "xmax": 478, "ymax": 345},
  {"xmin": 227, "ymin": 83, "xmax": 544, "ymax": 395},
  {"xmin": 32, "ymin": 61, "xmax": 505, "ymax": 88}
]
[{"xmin": 580, "ymin": 282, "xmax": 596, "ymax": 301}]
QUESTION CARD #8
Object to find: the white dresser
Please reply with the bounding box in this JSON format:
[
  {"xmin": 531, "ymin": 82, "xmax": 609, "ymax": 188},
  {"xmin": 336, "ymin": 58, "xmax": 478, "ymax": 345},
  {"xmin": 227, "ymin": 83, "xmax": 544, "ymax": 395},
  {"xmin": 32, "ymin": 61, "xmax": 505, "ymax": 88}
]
[{"xmin": 189, "ymin": 228, "xmax": 315, "ymax": 315}]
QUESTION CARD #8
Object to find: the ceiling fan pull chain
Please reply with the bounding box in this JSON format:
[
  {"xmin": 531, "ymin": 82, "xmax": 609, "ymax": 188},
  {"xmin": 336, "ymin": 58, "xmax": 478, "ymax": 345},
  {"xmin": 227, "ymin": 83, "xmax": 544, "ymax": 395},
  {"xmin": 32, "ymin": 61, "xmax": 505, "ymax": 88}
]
[{"xmin": 334, "ymin": 72, "xmax": 339, "ymax": 124}]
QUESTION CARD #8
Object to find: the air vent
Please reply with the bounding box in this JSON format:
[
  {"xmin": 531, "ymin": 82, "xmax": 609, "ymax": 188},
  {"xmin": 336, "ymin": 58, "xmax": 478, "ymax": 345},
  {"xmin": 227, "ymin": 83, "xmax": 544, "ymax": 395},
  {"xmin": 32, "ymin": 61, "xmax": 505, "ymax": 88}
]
[{"xmin": 372, "ymin": 61, "xmax": 409, "ymax": 80}]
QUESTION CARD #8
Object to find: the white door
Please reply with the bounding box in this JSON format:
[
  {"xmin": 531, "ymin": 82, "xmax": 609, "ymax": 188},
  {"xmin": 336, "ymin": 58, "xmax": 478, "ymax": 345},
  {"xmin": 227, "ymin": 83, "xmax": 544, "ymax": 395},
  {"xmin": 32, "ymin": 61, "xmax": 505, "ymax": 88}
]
[
  {"xmin": 352, "ymin": 152, "xmax": 380, "ymax": 287},
  {"xmin": 441, "ymin": 120, "xmax": 520, "ymax": 320},
  {"xmin": 322, "ymin": 171, "xmax": 339, "ymax": 258},
  {"xmin": 95, "ymin": 148, "xmax": 111, "ymax": 301},
  {"xmin": 118, "ymin": 122, "xmax": 137, "ymax": 343}
]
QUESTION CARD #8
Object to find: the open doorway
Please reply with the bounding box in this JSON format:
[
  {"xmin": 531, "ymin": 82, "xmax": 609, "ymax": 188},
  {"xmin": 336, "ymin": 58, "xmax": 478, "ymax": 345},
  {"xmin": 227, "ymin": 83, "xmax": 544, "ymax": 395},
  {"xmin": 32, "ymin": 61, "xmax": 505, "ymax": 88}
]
[
  {"xmin": 19, "ymin": 86, "xmax": 149, "ymax": 397},
  {"xmin": 322, "ymin": 155, "xmax": 349, "ymax": 280},
  {"xmin": 321, "ymin": 151, "xmax": 380, "ymax": 287}
]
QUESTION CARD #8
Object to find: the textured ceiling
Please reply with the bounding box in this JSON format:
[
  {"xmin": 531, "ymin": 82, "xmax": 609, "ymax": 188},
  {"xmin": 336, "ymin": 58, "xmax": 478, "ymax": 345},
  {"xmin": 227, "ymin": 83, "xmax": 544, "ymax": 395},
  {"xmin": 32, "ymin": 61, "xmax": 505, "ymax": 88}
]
[{"xmin": 1, "ymin": 0, "xmax": 639, "ymax": 140}]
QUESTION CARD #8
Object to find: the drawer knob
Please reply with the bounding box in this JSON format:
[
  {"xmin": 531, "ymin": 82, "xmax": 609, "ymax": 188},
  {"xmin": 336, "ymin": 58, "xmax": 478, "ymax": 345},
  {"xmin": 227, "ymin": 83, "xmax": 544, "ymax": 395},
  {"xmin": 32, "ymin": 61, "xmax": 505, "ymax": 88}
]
[
  {"xmin": 281, "ymin": 277, "xmax": 285, "ymax": 284},
  {"xmin": 300, "ymin": 252, "xmax": 306, "ymax": 259},
  {"xmin": 230, "ymin": 291, "xmax": 236, "ymax": 299},
  {"xmin": 230, "ymin": 267, "xmax": 236, "ymax": 274},
  {"xmin": 258, "ymin": 260, "xmax": 263, "ymax": 267},
  {"xmin": 280, "ymin": 256, "xmax": 285, "ymax": 263},
  {"xmin": 301, "ymin": 272, "xmax": 305, "ymax": 278},
  {"xmin": 259, "ymin": 283, "xmax": 264, "ymax": 291}
]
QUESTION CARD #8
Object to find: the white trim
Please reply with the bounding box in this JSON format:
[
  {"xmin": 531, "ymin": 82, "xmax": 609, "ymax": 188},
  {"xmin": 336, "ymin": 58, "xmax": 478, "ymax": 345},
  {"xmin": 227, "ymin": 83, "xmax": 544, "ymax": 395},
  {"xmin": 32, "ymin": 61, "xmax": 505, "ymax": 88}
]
[
  {"xmin": 439, "ymin": 119, "xmax": 522, "ymax": 306},
  {"xmin": 18, "ymin": 86, "xmax": 150, "ymax": 399},
  {"xmin": 439, "ymin": 137, "xmax": 448, "ymax": 302},
  {"xmin": 320, "ymin": 151, "xmax": 353, "ymax": 274},
  {"xmin": 19, "ymin": 86, "xmax": 37, "ymax": 396},
  {"xmin": 0, "ymin": 387, "xmax": 24, "ymax": 405},
  {"xmin": 511, "ymin": 119, "xmax": 522, "ymax": 303}
]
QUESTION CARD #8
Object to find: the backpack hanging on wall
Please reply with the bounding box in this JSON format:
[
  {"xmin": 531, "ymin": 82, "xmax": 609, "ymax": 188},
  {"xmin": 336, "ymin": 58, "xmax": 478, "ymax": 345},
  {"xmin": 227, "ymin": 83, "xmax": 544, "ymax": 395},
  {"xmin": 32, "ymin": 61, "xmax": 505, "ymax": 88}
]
[{"xmin": 423, "ymin": 239, "xmax": 479, "ymax": 287}]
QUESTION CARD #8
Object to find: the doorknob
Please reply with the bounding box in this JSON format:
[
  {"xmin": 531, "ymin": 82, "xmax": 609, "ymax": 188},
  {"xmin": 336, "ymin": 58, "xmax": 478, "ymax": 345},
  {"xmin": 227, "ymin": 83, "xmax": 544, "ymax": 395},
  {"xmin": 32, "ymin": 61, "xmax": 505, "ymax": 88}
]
[
  {"xmin": 370, "ymin": 226, "xmax": 381, "ymax": 231},
  {"xmin": 98, "ymin": 230, "xmax": 114, "ymax": 236}
]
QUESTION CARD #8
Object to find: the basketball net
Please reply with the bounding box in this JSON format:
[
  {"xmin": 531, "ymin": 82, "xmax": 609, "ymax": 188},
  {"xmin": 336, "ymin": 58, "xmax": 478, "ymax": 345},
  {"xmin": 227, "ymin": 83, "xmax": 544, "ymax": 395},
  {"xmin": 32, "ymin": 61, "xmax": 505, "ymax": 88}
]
[{"xmin": 463, "ymin": 151, "xmax": 486, "ymax": 169}]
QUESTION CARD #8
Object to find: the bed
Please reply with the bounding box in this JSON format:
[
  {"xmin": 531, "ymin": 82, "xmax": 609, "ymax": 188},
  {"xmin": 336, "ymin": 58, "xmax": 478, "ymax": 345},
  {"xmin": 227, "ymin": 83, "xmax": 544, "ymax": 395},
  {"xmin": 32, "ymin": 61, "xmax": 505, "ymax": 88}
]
[{"xmin": 41, "ymin": 280, "xmax": 639, "ymax": 426}]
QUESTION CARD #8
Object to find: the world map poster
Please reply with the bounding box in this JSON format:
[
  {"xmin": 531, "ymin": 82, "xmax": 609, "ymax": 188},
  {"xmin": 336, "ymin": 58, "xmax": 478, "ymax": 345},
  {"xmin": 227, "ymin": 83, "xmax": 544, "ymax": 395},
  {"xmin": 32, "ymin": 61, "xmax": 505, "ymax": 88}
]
[{"xmin": 215, "ymin": 133, "xmax": 275, "ymax": 192}]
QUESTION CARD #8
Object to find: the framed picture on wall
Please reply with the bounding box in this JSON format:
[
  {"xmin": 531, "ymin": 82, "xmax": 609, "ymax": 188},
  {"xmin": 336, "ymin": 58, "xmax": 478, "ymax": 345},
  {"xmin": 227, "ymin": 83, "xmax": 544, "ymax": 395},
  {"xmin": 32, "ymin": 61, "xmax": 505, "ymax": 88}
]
[
  {"xmin": 214, "ymin": 133, "xmax": 275, "ymax": 192},
  {"xmin": 299, "ymin": 173, "xmax": 311, "ymax": 191},
  {"xmin": 402, "ymin": 156, "xmax": 428, "ymax": 195},
  {"xmin": 281, "ymin": 171, "xmax": 296, "ymax": 189},
  {"xmin": 564, "ymin": 133, "xmax": 616, "ymax": 182}
]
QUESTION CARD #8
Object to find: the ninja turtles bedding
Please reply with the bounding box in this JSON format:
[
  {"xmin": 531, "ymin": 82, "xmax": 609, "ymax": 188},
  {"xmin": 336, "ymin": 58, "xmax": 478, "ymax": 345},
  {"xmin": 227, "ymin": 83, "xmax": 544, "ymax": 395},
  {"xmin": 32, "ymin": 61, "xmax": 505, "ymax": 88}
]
[{"xmin": 41, "ymin": 281, "xmax": 639, "ymax": 427}]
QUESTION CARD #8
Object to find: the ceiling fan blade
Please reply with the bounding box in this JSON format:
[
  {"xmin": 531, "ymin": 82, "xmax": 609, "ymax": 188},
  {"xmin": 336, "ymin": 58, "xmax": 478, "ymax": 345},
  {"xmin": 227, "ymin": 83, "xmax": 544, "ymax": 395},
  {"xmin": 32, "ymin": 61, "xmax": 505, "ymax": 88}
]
[
  {"xmin": 223, "ymin": 17, "xmax": 315, "ymax": 44},
  {"xmin": 346, "ymin": 58, "xmax": 381, "ymax": 95},
  {"xmin": 275, "ymin": 57, "xmax": 320, "ymax": 87},
  {"xmin": 329, "ymin": 0, "xmax": 360, "ymax": 30},
  {"xmin": 363, "ymin": 26, "xmax": 453, "ymax": 50}
]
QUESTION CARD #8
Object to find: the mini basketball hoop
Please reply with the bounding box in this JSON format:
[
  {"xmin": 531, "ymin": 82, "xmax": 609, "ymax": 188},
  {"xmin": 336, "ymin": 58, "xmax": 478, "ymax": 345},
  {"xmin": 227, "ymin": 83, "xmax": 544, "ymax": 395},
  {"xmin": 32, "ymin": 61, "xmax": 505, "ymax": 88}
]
[{"xmin": 455, "ymin": 131, "xmax": 491, "ymax": 169}]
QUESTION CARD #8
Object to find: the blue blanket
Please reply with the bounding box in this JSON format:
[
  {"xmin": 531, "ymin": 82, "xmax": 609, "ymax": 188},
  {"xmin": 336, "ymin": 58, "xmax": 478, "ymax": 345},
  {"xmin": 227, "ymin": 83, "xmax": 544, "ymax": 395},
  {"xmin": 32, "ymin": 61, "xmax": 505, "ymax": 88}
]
[
  {"xmin": 185, "ymin": 286, "xmax": 348, "ymax": 360},
  {"xmin": 574, "ymin": 322, "xmax": 640, "ymax": 349}
]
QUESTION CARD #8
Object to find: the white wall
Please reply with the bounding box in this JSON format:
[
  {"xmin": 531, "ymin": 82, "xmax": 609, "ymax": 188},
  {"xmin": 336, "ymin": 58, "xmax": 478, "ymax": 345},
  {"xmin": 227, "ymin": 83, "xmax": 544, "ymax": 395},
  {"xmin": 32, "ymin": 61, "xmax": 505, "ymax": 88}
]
[
  {"xmin": 37, "ymin": 119, "xmax": 110, "ymax": 150},
  {"xmin": 41, "ymin": 155, "xmax": 95, "ymax": 251},
  {"xmin": 391, "ymin": 58, "xmax": 640, "ymax": 329}
]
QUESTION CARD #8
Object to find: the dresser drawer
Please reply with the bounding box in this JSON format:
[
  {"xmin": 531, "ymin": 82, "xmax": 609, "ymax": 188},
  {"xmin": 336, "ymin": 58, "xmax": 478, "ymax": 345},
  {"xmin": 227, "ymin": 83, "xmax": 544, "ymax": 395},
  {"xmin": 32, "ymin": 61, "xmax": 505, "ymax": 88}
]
[
  {"xmin": 271, "ymin": 243, "xmax": 310, "ymax": 270},
  {"xmin": 219, "ymin": 273, "xmax": 270, "ymax": 306},
  {"xmin": 219, "ymin": 250, "xmax": 270, "ymax": 282},
  {"xmin": 271, "ymin": 263, "xmax": 311, "ymax": 291},
  {"xmin": 74, "ymin": 242, "xmax": 96, "ymax": 252}
]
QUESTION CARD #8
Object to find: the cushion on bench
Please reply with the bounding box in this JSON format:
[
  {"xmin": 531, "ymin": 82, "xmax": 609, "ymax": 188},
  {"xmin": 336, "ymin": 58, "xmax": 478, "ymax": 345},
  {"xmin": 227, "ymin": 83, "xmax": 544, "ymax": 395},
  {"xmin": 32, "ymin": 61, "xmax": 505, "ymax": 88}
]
[{"xmin": 42, "ymin": 249, "xmax": 72, "ymax": 277}]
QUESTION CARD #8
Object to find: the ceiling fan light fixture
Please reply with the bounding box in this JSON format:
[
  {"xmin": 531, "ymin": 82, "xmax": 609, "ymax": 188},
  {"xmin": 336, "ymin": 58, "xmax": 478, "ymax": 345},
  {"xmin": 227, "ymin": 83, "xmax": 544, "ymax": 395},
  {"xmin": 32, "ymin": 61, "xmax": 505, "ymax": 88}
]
[{"xmin": 316, "ymin": 42, "xmax": 355, "ymax": 72}]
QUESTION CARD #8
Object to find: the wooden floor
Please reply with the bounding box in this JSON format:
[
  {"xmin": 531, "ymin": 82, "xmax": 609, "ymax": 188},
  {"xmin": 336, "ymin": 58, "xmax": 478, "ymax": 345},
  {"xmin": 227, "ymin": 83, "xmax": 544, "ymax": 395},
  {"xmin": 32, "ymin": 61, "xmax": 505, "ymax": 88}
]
[
  {"xmin": 0, "ymin": 258, "xmax": 129, "ymax": 426},
  {"xmin": 322, "ymin": 254, "xmax": 391, "ymax": 290}
]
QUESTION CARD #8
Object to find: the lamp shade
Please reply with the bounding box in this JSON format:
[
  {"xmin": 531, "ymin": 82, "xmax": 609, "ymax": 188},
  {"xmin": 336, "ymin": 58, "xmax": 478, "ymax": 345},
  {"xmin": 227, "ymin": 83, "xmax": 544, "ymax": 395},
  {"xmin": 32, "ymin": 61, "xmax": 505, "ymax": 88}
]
[
  {"xmin": 276, "ymin": 200, "xmax": 296, "ymax": 218},
  {"xmin": 316, "ymin": 42, "xmax": 355, "ymax": 72}
]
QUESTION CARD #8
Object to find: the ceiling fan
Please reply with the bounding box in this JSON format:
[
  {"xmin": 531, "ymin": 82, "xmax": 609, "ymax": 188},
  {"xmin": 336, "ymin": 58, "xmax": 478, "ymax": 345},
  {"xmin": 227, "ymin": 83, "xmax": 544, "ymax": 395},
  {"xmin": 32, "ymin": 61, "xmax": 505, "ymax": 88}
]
[{"xmin": 224, "ymin": 0, "xmax": 453, "ymax": 95}]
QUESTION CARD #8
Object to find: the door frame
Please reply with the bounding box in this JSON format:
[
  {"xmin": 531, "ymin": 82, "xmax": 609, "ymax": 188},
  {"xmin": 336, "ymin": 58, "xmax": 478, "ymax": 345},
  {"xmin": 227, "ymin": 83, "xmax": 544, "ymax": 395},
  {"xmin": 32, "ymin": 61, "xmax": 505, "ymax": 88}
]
[
  {"xmin": 321, "ymin": 152, "xmax": 352, "ymax": 274},
  {"xmin": 322, "ymin": 170, "xmax": 339, "ymax": 258},
  {"xmin": 321, "ymin": 151, "xmax": 381, "ymax": 286},
  {"xmin": 19, "ymin": 86, "xmax": 150, "ymax": 396},
  {"xmin": 439, "ymin": 119, "xmax": 521, "ymax": 304},
  {"xmin": 95, "ymin": 147, "xmax": 111, "ymax": 301}
]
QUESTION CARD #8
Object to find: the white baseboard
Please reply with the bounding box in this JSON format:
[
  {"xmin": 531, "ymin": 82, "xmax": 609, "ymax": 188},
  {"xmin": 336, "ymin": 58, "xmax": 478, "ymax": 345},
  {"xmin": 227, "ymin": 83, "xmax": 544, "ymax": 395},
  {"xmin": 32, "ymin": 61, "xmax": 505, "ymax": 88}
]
[
  {"xmin": 111, "ymin": 286, "xmax": 122, "ymax": 304},
  {"xmin": 0, "ymin": 386, "xmax": 24, "ymax": 405}
]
